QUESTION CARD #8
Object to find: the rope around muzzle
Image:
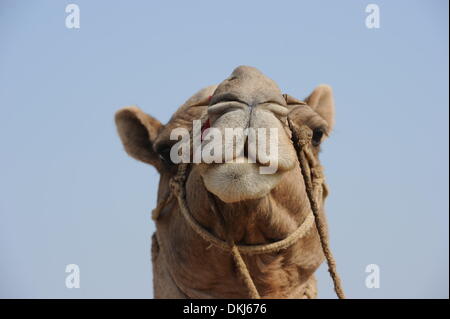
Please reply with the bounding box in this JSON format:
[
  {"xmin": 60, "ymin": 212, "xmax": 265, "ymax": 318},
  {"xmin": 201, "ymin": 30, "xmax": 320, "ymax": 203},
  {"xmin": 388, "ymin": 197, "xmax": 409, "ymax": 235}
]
[
  {"xmin": 152, "ymin": 123, "xmax": 345, "ymax": 299},
  {"xmin": 165, "ymin": 164, "xmax": 315, "ymax": 299}
]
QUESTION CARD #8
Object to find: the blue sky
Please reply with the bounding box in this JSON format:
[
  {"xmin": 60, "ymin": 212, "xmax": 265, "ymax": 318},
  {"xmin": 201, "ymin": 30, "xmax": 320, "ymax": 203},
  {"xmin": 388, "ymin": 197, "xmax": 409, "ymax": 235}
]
[{"xmin": 0, "ymin": 0, "xmax": 448, "ymax": 298}]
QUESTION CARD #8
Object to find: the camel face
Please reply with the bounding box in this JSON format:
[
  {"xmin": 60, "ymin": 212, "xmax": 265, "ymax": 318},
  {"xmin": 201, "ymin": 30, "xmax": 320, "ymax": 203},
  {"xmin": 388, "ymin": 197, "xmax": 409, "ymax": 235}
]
[
  {"xmin": 115, "ymin": 66, "xmax": 334, "ymax": 204},
  {"xmin": 199, "ymin": 66, "xmax": 298, "ymax": 202}
]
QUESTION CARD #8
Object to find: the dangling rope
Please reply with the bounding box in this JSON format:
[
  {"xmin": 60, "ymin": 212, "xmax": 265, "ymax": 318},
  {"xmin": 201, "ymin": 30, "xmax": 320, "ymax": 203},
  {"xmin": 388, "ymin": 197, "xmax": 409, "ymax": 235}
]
[
  {"xmin": 288, "ymin": 119, "xmax": 346, "ymax": 299},
  {"xmin": 229, "ymin": 244, "xmax": 261, "ymax": 298},
  {"xmin": 152, "ymin": 122, "xmax": 345, "ymax": 299}
]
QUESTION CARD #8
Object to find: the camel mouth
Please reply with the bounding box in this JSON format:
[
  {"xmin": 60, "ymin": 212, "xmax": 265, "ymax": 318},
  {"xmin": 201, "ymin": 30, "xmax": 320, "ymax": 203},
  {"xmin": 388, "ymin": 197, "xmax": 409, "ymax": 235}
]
[
  {"xmin": 198, "ymin": 108, "xmax": 298, "ymax": 203},
  {"xmin": 199, "ymin": 156, "xmax": 290, "ymax": 203},
  {"xmin": 196, "ymin": 65, "xmax": 300, "ymax": 203}
]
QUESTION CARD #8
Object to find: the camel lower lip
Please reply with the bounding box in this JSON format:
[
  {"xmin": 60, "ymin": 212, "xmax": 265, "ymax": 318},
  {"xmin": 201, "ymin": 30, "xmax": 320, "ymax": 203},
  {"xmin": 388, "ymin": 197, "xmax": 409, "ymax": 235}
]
[{"xmin": 200, "ymin": 161, "xmax": 284, "ymax": 203}]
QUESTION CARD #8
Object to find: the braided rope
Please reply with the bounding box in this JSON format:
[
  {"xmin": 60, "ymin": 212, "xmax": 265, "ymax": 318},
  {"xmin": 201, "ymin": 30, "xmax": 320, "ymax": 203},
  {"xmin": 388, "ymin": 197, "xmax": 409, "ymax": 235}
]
[{"xmin": 170, "ymin": 175, "xmax": 315, "ymax": 255}]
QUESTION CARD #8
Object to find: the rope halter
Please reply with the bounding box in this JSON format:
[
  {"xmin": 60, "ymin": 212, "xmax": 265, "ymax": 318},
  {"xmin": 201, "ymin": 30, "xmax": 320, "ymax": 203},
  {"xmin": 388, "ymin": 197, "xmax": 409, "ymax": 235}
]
[{"xmin": 152, "ymin": 117, "xmax": 345, "ymax": 299}]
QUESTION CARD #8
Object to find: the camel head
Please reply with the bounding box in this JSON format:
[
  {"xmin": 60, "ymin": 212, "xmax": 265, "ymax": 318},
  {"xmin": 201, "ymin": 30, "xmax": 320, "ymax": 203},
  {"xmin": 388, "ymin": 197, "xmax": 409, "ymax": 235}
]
[
  {"xmin": 115, "ymin": 66, "xmax": 334, "ymax": 205},
  {"xmin": 115, "ymin": 66, "xmax": 337, "ymax": 298}
]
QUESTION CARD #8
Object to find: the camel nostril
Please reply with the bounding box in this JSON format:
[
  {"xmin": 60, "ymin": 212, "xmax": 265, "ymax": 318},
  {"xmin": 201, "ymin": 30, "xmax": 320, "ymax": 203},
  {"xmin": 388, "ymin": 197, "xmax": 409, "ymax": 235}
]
[
  {"xmin": 201, "ymin": 119, "xmax": 210, "ymax": 141},
  {"xmin": 243, "ymin": 139, "xmax": 249, "ymax": 158}
]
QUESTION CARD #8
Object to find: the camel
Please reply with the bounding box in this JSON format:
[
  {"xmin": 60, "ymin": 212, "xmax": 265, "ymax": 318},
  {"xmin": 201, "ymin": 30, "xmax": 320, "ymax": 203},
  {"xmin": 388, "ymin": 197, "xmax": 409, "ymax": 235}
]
[{"xmin": 115, "ymin": 66, "xmax": 340, "ymax": 298}]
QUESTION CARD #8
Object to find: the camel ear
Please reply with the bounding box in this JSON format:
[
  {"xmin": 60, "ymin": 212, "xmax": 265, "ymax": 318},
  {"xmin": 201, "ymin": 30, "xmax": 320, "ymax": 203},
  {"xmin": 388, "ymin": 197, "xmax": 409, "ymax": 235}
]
[
  {"xmin": 305, "ymin": 85, "xmax": 335, "ymax": 131},
  {"xmin": 283, "ymin": 94, "xmax": 306, "ymax": 106},
  {"xmin": 115, "ymin": 106, "xmax": 163, "ymax": 170}
]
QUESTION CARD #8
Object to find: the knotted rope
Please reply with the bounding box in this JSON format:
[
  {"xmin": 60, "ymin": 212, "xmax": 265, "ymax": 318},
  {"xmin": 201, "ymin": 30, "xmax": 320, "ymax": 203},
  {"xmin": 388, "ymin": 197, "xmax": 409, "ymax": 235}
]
[{"xmin": 152, "ymin": 122, "xmax": 345, "ymax": 299}]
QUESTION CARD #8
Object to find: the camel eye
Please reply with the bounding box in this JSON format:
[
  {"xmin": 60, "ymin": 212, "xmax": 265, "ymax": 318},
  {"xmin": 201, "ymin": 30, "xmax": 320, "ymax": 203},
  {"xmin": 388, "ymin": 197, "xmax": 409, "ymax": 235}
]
[
  {"xmin": 312, "ymin": 129, "xmax": 324, "ymax": 146},
  {"xmin": 156, "ymin": 143, "xmax": 173, "ymax": 165}
]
